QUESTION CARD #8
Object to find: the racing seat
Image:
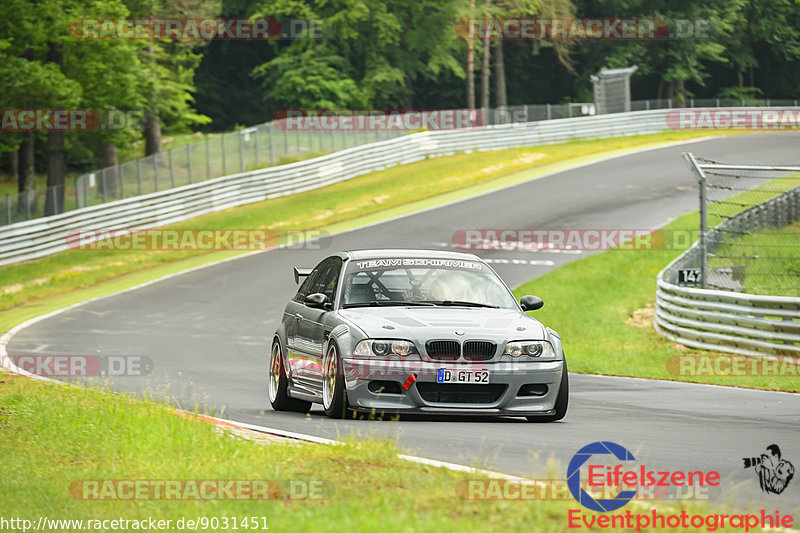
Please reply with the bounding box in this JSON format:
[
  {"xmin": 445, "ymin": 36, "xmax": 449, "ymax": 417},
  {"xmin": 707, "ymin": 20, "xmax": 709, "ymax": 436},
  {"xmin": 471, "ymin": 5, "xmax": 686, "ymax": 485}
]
[{"xmin": 346, "ymin": 284, "xmax": 374, "ymax": 305}]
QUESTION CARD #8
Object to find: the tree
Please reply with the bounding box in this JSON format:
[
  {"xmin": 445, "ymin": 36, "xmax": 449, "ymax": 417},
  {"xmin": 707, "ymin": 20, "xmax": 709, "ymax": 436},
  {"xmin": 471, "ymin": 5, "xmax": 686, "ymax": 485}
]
[
  {"xmin": 122, "ymin": 0, "xmax": 218, "ymax": 155},
  {"xmin": 0, "ymin": 4, "xmax": 81, "ymax": 216},
  {"xmin": 571, "ymin": 0, "xmax": 740, "ymax": 103},
  {"xmin": 466, "ymin": 0, "xmax": 476, "ymax": 108},
  {"xmin": 463, "ymin": 0, "xmax": 576, "ymax": 111},
  {"xmin": 720, "ymin": 0, "xmax": 800, "ymax": 98},
  {"xmin": 481, "ymin": 0, "xmax": 491, "ymax": 109},
  {"xmin": 251, "ymin": 0, "xmax": 465, "ymax": 110}
]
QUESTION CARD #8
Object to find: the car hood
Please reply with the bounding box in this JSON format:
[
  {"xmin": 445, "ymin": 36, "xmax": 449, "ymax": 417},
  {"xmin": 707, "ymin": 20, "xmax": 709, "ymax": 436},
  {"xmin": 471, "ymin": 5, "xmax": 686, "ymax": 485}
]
[{"xmin": 337, "ymin": 306, "xmax": 547, "ymax": 343}]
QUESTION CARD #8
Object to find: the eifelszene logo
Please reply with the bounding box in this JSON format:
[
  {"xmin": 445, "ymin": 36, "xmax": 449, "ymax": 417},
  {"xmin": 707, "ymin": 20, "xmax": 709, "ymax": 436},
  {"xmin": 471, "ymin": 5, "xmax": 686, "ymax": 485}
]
[
  {"xmin": 567, "ymin": 441, "xmax": 721, "ymax": 512},
  {"xmin": 743, "ymin": 445, "xmax": 794, "ymax": 495},
  {"xmin": 568, "ymin": 441, "xmax": 638, "ymax": 512}
]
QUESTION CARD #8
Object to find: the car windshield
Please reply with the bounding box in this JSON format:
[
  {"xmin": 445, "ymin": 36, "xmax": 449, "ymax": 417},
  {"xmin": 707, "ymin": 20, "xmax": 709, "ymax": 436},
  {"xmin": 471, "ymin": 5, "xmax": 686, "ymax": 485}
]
[{"xmin": 341, "ymin": 257, "xmax": 518, "ymax": 309}]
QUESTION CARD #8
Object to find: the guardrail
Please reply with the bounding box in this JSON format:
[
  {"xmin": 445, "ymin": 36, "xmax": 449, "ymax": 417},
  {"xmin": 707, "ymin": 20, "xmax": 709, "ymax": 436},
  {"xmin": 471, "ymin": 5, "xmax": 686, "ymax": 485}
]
[
  {"xmin": 0, "ymin": 107, "xmax": 791, "ymax": 267},
  {"xmin": 3, "ymin": 104, "xmax": 598, "ymax": 226},
  {"xmin": 655, "ymin": 280, "xmax": 800, "ymax": 356},
  {"xmin": 655, "ymin": 158, "xmax": 800, "ymax": 356}
]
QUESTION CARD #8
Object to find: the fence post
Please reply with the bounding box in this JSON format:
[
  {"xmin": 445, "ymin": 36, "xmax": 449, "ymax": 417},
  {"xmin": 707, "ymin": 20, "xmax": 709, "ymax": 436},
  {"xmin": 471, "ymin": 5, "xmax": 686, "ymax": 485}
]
[
  {"xmin": 239, "ymin": 132, "xmax": 245, "ymax": 172},
  {"xmin": 118, "ymin": 164, "xmax": 124, "ymax": 199},
  {"xmin": 221, "ymin": 134, "xmax": 227, "ymax": 175},
  {"xmin": 137, "ymin": 158, "xmax": 143, "ymax": 195},
  {"xmin": 153, "ymin": 155, "xmax": 159, "ymax": 191},
  {"xmin": 169, "ymin": 150, "xmax": 175, "ymax": 187},
  {"xmin": 25, "ymin": 191, "xmax": 31, "ymax": 220},
  {"xmin": 254, "ymin": 128, "xmax": 259, "ymax": 168},
  {"xmin": 206, "ymin": 137, "xmax": 211, "ymax": 178},
  {"xmin": 5, "ymin": 194, "xmax": 10, "ymax": 225},
  {"xmin": 546, "ymin": 103, "xmax": 551, "ymax": 120},
  {"xmin": 102, "ymin": 169, "xmax": 108, "ymax": 202},
  {"xmin": 684, "ymin": 152, "xmax": 708, "ymax": 289},
  {"xmin": 269, "ymin": 125, "xmax": 274, "ymax": 165},
  {"xmin": 187, "ymin": 144, "xmax": 193, "ymax": 184}
]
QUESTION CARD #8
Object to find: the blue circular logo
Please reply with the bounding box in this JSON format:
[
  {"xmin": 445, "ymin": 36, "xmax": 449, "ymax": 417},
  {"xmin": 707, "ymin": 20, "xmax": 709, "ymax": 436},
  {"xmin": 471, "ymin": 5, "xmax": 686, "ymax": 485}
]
[{"xmin": 567, "ymin": 441, "xmax": 637, "ymax": 512}]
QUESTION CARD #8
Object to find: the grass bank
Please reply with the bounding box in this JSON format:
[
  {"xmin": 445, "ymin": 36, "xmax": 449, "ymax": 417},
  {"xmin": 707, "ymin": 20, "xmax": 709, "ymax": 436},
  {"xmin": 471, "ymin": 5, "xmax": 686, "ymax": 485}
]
[{"xmin": 0, "ymin": 371, "xmax": 750, "ymax": 532}]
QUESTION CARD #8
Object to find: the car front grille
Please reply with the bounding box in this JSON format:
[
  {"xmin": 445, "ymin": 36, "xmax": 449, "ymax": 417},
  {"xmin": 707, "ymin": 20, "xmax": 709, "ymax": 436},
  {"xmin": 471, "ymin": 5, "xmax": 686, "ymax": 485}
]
[
  {"xmin": 463, "ymin": 341, "xmax": 497, "ymax": 361},
  {"xmin": 426, "ymin": 340, "xmax": 460, "ymax": 361},
  {"xmin": 416, "ymin": 383, "xmax": 507, "ymax": 404}
]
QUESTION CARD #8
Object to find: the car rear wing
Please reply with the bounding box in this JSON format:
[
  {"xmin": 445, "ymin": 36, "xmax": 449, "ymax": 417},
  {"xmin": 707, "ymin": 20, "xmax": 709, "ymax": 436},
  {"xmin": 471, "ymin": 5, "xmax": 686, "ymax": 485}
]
[{"xmin": 293, "ymin": 267, "xmax": 313, "ymax": 284}]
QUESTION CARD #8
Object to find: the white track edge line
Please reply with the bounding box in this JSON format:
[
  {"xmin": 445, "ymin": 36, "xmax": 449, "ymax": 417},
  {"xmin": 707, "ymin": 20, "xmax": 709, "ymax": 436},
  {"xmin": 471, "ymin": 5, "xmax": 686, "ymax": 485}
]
[{"xmin": 178, "ymin": 410, "xmax": 526, "ymax": 479}]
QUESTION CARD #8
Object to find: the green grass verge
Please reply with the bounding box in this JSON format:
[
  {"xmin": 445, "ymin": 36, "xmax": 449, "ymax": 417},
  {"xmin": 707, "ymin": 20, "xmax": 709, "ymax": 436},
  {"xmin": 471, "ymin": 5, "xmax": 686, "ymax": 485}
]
[
  {"xmin": 513, "ymin": 211, "xmax": 800, "ymax": 392},
  {"xmin": 712, "ymin": 220, "xmax": 800, "ymax": 297},
  {"xmin": 1, "ymin": 129, "xmax": 742, "ymax": 333},
  {"xmin": 0, "ymin": 372, "xmax": 754, "ymax": 531},
  {"xmin": 704, "ymin": 171, "xmax": 800, "ymax": 297}
]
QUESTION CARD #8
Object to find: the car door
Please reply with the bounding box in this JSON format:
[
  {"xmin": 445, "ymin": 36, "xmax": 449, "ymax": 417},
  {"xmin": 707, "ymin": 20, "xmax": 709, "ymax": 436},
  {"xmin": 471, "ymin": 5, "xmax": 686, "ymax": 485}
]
[
  {"xmin": 294, "ymin": 257, "xmax": 342, "ymax": 392},
  {"xmin": 285, "ymin": 264, "xmax": 321, "ymax": 394}
]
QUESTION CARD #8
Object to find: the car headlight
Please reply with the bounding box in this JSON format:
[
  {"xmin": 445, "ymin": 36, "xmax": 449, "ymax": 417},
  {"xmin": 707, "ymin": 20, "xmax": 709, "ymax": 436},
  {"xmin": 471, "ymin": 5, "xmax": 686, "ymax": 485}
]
[
  {"xmin": 354, "ymin": 339, "xmax": 420, "ymax": 357},
  {"xmin": 504, "ymin": 340, "xmax": 556, "ymax": 359}
]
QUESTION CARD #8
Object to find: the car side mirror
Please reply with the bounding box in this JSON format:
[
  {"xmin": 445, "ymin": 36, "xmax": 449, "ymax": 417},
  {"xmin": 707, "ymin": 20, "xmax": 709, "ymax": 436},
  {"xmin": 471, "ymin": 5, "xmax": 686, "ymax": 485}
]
[
  {"xmin": 304, "ymin": 292, "xmax": 331, "ymax": 310},
  {"xmin": 520, "ymin": 295, "xmax": 544, "ymax": 311}
]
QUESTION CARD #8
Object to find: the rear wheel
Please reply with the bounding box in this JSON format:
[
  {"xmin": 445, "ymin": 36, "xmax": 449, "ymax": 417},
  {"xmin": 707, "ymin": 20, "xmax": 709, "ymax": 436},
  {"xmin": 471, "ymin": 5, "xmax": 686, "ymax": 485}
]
[
  {"xmin": 322, "ymin": 342, "xmax": 352, "ymax": 419},
  {"xmin": 268, "ymin": 340, "xmax": 311, "ymax": 413},
  {"xmin": 526, "ymin": 359, "xmax": 568, "ymax": 423}
]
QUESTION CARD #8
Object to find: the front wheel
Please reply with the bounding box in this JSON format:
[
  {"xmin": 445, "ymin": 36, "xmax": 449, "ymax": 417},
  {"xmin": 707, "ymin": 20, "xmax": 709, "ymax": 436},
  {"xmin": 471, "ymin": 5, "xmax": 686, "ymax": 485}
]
[
  {"xmin": 268, "ymin": 340, "xmax": 311, "ymax": 413},
  {"xmin": 322, "ymin": 342, "xmax": 352, "ymax": 419},
  {"xmin": 526, "ymin": 359, "xmax": 568, "ymax": 423}
]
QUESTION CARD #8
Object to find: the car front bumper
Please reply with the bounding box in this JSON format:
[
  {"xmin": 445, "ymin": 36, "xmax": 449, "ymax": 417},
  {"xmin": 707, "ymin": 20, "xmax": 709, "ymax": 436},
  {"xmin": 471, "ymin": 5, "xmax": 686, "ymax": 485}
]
[{"xmin": 341, "ymin": 357, "xmax": 564, "ymax": 416}]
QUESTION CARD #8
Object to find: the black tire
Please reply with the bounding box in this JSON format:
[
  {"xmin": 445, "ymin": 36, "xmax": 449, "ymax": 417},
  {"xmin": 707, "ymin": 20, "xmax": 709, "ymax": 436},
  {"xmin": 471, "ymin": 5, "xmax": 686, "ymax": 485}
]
[
  {"xmin": 526, "ymin": 359, "xmax": 569, "ymax": 423},
  {"xmin": 268, "ymin": 339, "xmax": 312, "ymax": 413},
  {"xmin": 322, "ymin": 341, "xmax": 352, "ymax": 419}
]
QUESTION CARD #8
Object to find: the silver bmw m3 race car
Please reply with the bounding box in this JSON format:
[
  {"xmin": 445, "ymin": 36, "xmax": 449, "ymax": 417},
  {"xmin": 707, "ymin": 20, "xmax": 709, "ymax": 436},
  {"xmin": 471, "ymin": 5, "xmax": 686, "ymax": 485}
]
[{"xmin": 268, "ymin": 249, "xmax": 568, "ymax": 422}]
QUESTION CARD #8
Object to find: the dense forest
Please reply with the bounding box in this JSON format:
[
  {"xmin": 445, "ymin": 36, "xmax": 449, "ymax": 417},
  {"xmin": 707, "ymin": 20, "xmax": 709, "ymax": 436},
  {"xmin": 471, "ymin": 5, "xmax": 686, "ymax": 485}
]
[{"xmin": 2, "ymin": 0, "xmax": 800, "ymax": 210}]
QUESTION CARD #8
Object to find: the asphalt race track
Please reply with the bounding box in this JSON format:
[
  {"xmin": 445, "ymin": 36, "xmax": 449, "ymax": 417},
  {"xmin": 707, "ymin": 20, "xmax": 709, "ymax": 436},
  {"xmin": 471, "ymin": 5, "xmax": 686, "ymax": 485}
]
[{"xmin": 9, "ymin": 132, "xmax": 800, "ymax": 514}]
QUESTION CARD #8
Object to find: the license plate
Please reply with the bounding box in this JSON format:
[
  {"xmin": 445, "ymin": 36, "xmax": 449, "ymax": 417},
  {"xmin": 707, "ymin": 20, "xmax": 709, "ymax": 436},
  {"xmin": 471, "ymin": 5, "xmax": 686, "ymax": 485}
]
[{"xmin": 436, "ymin": 368, "xmax": 490, "ymax": 384}]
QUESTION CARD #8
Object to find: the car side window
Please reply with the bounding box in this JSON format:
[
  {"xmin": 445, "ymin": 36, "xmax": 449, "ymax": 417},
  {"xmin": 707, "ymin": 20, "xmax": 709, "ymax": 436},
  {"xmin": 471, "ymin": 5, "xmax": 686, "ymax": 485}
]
[
  {"xmin": 306, "ymin": 258, "xmax": 341, "ymax": 305},
  {"xmin": 295, "ymin": 267, "xmax": 320, "ymax": 302}
]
